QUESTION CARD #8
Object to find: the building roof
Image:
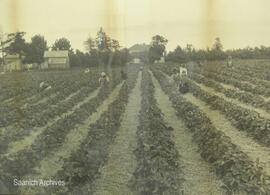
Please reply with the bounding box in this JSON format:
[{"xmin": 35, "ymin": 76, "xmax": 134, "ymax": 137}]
[
  {"xmin": 129, "ymin": 44, "xmax": 150, "ymax": 53},
  {"xmin": 44, "ymin": 50, "xmax": 69, "ymax": 58}
]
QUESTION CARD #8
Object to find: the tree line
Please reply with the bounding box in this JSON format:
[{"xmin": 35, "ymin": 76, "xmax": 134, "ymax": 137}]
[
  {"xmin": 167, "ymin": 37, "xmax": 270, "ymax": 63},
  {"xmin": 0, "ymin": 27, "xmax": 129, "ymax": 67},
  {"xmin": 148, "ymin": 36, "xmax": 270, "ymax": 64}
]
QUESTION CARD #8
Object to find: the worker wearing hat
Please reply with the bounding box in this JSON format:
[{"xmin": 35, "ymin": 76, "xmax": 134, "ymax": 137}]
[{"xmin": 99, "ymin": 72, "xmax": 110, "ymax": 87}]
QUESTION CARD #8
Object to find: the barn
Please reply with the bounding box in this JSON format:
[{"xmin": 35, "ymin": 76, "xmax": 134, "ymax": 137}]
[
  {"xmin": 43, "ymin": 50, "xmax": 70, "ymax": 69},
  {"xmin": 3, "ymin": 54, "xmax": 23, "ymax": 72}
]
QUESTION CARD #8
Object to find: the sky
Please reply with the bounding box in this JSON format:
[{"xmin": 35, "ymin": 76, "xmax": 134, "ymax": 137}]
[{"xmin": 1, "ymin": 0, "xmax": 270, "ymax": 52}]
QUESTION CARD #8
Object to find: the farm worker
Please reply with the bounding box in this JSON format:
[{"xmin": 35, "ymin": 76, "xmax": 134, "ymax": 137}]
[
  {"xmin": 121, "ymin": 70, "xmax": 127, "ymax": 80},
  {"xmin": 170, "ymin": 68, "xmax": 181, "ymax": 88},
  {"xmin": 179, "ymin": 68, "xmax": 189, "ymax": 93},
  {"xmin": 227, "ymin": 55, "xmax": 233, "ymax": 68},
  {"xmin": 99, "ymin": 72, "xmax": 110, "ymax": 87},
  {"xmin": 179, "ymin": 66, "xmax": 188, "ymax": 77},
  {"xmin": 140, "ymin": 66, "xmax": 143, "ymax": 71},
  {"xmin": 39, "ymin": 81, "xmax": 51, "ymax": 91}
]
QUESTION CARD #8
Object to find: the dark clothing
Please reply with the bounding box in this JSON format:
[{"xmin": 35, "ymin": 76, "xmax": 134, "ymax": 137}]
[
  {"xmin": 121, "ymin": 71, "xmax": 127, "ymax": 80},
  {"xmin": 179, "ymin": 76, "xmax": 189, "ymax": 93}
]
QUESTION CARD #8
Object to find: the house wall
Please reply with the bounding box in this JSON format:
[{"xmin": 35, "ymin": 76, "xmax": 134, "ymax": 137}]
[
  {"xmin": 4, "ymin": 59, "xmax": 22, "ymax": 71},
  {"xmin": 45, "ymin": 57, "xmax": 70, "ymax": 69}
]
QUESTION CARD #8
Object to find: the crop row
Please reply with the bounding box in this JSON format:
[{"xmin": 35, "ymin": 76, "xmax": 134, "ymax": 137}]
[
  {"xmin": 189, "ymin": 72, "xmax": 270, "ymax": 112},
  {"xmin": 129, "ymin": 70, "xmax": 184, "ymax": 194},
  {"xmin": 22, "ymin": 66, "xmax": 141, "ymax": 194},
  {"xmin": 0, "ymin": 70, "xmax": 87, "ymax": 102},
  {"xmin": 187, "ymin": 79, "xmax": 270, "ymax": 147},
  {"xmin": 0, "ymin": 80, "xmax": 99, "ymax": 154},
  {"xmin": 202, "ymin": 63, "xmax": 270, "ymax": 91},
  {"xmin": 151, "ymin": 67, "xmax": 270, "ymax": 194},
  {"xmin": 0, "ymin": 70, "xmax": 98, "ymax": 118},
  {"xmin": 52, "ymin": 82, "xmax": 130, "ymax": 194},
  {"xmin": 201, "ymin": 59, "xmax": 270, "ymax": 81},
  {"xmin": 155, "ymin": 62, "xmax": 270, "ymax": 98},
  {"xmin": 155, "ymin": 62, "xmax": 270, "ymax": 147},
  {"xmin": 197, "ymin": 68, "xmax": 270, "ymax": 98},
  {"xmin": 0, "ymin": 75, "xmax": 122, "ymax": 193},
  {"xmin": 154, "ymin": 63, "xmax": 270, "ymax": 147},
  {"xmin": 0, "ymin": 68, "xmax": 126, "ymax": 151},
  {"xmin": 20, "ymin": 83, "xmax": 129, "ymax": 194},
  {"xmin": 0, "ymin": 74, "xmax": 99, "ymax": 128}
]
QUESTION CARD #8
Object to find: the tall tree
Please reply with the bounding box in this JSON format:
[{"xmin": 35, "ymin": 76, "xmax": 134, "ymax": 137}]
[
  {"xmin": 148, "ymin": 35, "xmax": 168, "ymax": 63},
  {"xmin": 24, "ymin": 35, "xmax": 47, "ymax": 64},
  {"xmin": 84, "ymin": 36, "xmax": 96, "ymax": 52},
  {"xmin": 111, "ymin": 39, "xmax": 120, "ymax": 51},
  {"xmin": 52, "ymin": 37, "xmax": 71, "ymax": 51},
  {"xmin": 212, "ymin": 37, "xmax": 223, "ymax": 51},
  {"xmin": 4, "ymin": 32, "xmax": 27, "ymax": 57}
]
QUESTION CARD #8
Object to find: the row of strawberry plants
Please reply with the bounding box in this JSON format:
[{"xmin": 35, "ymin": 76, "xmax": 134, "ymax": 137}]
[
  {"xmin": 203, "ymin": 64, "xmax": 270, "ymax": 91},
  {"xmin": 19, "ymin": 83, "xmax": 129, "ymax": 194},
  {"xmin": 155, "ymin": 62, "xmax": 270, "ymax": 98},
  {"xmin": 201, "ymin": 59, "xmax": 270, "ymax": 80},
  {"xmin": 0, "ymin": 67, "xmax": 121, "ymax": 130},
  {"xmin": 0, "ymin": 70, "xmax": 83, "ymax": 102},
  {"xmin": 51, "ymin": 83, "xmax": 133, "ymax": 194},
  {"xmin": 0, "ymin": 70, "xmax": 96, "ymax": 115},
  {"xmin": 0, "ymin": 78, "xmax": 99, "ymax": 154},
  {"xmin": 17, "ymin": 66, "xmax": 141, "ymax": 194},
  {"xmin": 129, "ymin": 70, "xmax": 184, "ymax": 194},
  {"xmin": 151, "ymin": 67, "xmax": 270, "ymax": 194},
  {"xmin": 198, "ymin": 69, "xmax": 270, "ymax": 97},
  {"xmin": 0, "ymin": 71, "xmax": 98, "ymax": 128},
  {"xmin": 186, "ymin": 79, "xmax": 270, "ymax": 147},
  {"xmin": 0, "ymin": 76, "xmax": 122, "ymax": 193},
  {"xmin": 189, "ymin": 72, "xmax": 270, "ymax": 112},
  {"xmin": 153, "ymin": 63, "xmax": 270, "ymax": 115}
]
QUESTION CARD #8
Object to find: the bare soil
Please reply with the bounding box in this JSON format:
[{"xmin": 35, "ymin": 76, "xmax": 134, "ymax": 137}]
[
  {"xmin": 183, "ymin": 93, "xmax": 270, "ymax": 176},
  {"xmin": 151, "ymin": 71, "xmax": 226, "ymax": 195},
  {"xmin": 92, "ymin": 72, "xmax": 142, "ymax": 195}
]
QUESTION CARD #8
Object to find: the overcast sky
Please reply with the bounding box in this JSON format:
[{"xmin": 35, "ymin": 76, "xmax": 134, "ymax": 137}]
[{"xmin": 1, "ymin": 0, "xmax": 270, "ymax": 51}]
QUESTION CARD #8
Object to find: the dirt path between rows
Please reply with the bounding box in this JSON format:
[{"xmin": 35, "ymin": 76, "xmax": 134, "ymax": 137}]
[
  {"xmin": 92, "ymin": 72, "xmax": 142, "ymax": 195},
  {"xmin": 183, "ymin": 93, "xmax": 270, "ymax": 176},
  {"xmin": 22, "ymin": 87, "xmax": 83, "ymax": 109},
  {"xmin": 191, "ymin": 80, "xmax": 270, "ymax": 120},
  {"xmin": 150, "ymin": 71, "xmax": 226, "ymax": 195},
  {"xmin": 28, "ymin": 83, "xmax": 123, "ymax": 178},
  {"xmin": 200, "ymin": 73, "xmax": 270, "ymax": 101},
  {"xmin": 6, "ymin": 87, "xmax": 101, "ymax": 156},
  {"xmin": 19, "ymin": 83, "xmax": 124, "ymax": 194}
]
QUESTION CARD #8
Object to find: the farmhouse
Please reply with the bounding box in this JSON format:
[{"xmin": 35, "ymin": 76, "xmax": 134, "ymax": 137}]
[
  {"xmin": 43, "ymin": 50, "xmax": 70, "ymax": 69},
  {"xmin": 2, "ymin": 54, "xmax": 23, "ymax": 72},
  {"xmin": 129, "ymin": 43, "xmax": 150, "ymax": 54}
]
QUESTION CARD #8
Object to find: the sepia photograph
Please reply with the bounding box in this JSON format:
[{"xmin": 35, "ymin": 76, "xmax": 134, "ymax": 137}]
[{"xmin": 0, "ymin": 0, "xmax": 270, "ymax": 194}]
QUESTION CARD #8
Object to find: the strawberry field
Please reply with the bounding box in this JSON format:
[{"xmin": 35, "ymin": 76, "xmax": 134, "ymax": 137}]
[{"xmin": 0, "ymin": 60, "xmax": 270, "ymax": 194}]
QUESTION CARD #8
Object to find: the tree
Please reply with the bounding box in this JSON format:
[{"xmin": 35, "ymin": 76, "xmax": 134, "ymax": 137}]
[
  {"xmin": 148, "ymin": 35, "xmax": 168, "ymax": 63},
  {"xmin": 95, "ymin": 27, "xmax": 107, "ymax": 51},
  {"xmin": 212, "ymin": 37, "xmax": 223, "ymax": 51},
  {"xmin": 94, "ymin": 27, "xmax": 120, "ymax": 51},
  {"xmin": 52, "ymin": 37, "xmax": 71, "ymax": 51},
  {"xmin": 84, "ymin": 36, "xmax": 96, "ymax": 52},
  {"xmin": 119, "ymin": 48, "xmax": 129, "ymax": 65},
  {"xmin": 24, "ymin": 35, "xmax": 47, "ymax": 64},
  {"xmin": 111, "ymin": 39, "xmax": 120, "ymax": 51},
  {"xmin": 4, "ymin": 32, "xmax": 27, "ymax": 57}
]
